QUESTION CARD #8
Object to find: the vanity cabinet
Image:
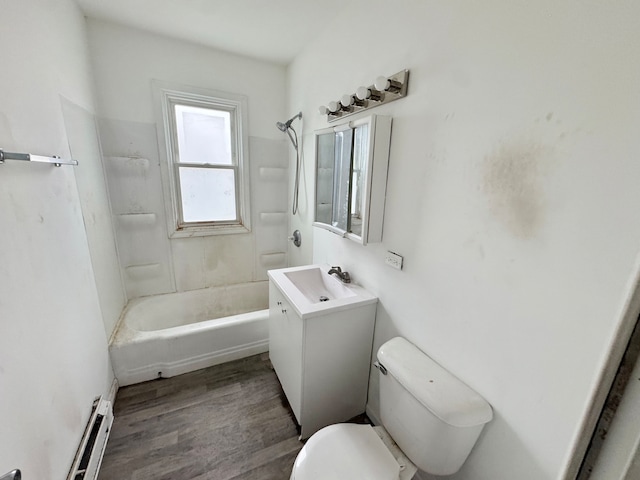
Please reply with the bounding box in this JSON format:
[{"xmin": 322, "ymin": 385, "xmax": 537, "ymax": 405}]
[{"xmin": 268, "ymin": 280, "xmax": 377, "ymax": 439}]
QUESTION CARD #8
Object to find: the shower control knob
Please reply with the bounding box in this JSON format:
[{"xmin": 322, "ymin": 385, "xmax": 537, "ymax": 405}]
[{"xmin": 288, "ymin": 230, "xmax": 302, "ymax": 247}]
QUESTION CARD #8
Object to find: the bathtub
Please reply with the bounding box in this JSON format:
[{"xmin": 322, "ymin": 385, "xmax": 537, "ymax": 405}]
[{"xmin": 110, "ymin": 281, "xmax": 269, "ymax": 386}]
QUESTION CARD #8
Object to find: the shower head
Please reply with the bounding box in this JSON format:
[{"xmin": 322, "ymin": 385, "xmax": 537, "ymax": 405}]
[{"xmin": 276, "ymin": 112, "xmax": 302, "ymax": 132}]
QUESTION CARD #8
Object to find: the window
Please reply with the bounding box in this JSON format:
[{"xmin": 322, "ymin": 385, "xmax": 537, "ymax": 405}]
[{"xmin": 154, "ymin": 81, "xmax": 250, "ymax": 237}]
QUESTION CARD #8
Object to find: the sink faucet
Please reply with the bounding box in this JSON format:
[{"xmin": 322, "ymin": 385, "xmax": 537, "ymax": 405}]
[{"xmin": 328, "ymin": 266, "xmax": 351, "ymax": 283}]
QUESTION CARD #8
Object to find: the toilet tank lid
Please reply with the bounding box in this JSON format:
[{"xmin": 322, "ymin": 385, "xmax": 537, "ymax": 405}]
[{"xmin": 378, "ymin": 337, "xmax": 493, "ymax": 427}]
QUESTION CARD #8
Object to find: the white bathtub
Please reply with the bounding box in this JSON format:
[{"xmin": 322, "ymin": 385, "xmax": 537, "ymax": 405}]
[{"xmin": 110, "ymin": 281, "xmax": 269, "ymax": 386}]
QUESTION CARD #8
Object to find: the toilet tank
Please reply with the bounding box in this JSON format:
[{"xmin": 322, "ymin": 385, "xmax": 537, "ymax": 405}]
[{"xmin": 377, "ymin": 337, "xmax": 493, "ymax": 476}]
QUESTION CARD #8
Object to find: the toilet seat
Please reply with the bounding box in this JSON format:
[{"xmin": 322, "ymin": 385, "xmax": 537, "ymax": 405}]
[{"xmin": 290, "ymin": 424, "xmax": 401, "ymax": 480}]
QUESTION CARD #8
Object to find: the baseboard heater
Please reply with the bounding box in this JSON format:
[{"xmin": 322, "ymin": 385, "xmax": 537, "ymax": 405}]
[{"xmin": 67, "ymin": 397, "xmax": 114, "ymax": 480}]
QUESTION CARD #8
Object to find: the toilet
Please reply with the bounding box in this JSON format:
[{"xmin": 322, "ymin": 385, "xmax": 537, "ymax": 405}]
[{"xmin": 290, "ymin": 337, "xmax": 493, "ymax": 479}]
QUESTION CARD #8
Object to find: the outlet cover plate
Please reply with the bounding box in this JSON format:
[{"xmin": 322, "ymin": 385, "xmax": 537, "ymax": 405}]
[{"xmin": 385, "ymin": 251, "xmax": 403, "ymax": 270}]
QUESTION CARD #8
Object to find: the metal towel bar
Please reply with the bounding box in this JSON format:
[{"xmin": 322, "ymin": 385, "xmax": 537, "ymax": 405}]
[{"xmin": 0, "ymin": 148, "xmax": 78, "ymax": 167}]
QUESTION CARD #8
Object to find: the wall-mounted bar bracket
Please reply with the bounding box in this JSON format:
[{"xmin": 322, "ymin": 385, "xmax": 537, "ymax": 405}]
[{"xmin": 0, "ymin": 148, "xmax": 78, "ymax": 167}]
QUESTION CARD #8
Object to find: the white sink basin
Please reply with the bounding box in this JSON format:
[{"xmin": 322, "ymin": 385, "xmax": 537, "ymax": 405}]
[
  {"xmin": 268, "ymin": 264, "xmax": 377, "ymax": 319},
  {"xmin": 284, "ymin": 267, "xmax": 356, "ymax": 303}
]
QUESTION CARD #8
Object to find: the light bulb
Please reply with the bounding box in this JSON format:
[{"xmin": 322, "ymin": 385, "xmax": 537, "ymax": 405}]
[
  {"xmin": 375, "ymin": 75, "xmax": 402, "ymax": 93},
  {"xmin": 355, "ymin": 86, "xmax": 370, "ymax": 101},
  {"xmin": 328, "ymin": 101, "xmax": 340, "ymax": 113},
  {"xmin": 341, "ymin": 94, "xmax": 354, "ymax": 107},
  {"xmin": 318, "ymin": 105, "xmax": 329, "ymax": 115},
  {"xmin": 374, "ymin": 76, "xmax": 390, "ymax": 91}
]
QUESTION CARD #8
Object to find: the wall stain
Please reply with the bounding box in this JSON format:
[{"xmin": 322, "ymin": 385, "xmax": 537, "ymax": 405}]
[{"xmin": 482, "ymin": 138, "xmax": 554, "ymax": 239}]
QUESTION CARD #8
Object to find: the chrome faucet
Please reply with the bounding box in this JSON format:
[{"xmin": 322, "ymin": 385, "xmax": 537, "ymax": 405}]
[{"xmin": 328, "ymin": 266, "xmax": 351, "ymax": 283}]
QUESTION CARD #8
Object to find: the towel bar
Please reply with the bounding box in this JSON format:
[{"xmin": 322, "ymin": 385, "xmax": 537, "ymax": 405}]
[{"xmin": 0, "ymin": 148, "xmax": 77, "ymax": 167}]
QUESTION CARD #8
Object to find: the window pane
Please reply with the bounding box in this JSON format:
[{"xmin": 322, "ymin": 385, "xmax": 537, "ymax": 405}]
[
  {"xmin": 175, "ymin": 104, "xmax": 233, "ymax": 165},
  {"xmin": 178, "ymin": 167, "xmax": 237, "ymax": 222}
]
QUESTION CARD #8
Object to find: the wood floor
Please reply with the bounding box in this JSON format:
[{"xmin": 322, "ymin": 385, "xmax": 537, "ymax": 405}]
[{"xmin": 98, "ymin": 353, "xmax": 303, "ymax": 480}]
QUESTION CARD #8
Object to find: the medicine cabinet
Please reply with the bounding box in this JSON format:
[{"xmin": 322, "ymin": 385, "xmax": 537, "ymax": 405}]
[{"xmin": 314, "ymin": 114, "xmax": 392, "ymax": 245}]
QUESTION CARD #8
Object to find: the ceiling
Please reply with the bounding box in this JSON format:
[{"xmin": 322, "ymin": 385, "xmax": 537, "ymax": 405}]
[{"xmin": 74, "ymin": 0, "xmax": 354, "ymax": 65}]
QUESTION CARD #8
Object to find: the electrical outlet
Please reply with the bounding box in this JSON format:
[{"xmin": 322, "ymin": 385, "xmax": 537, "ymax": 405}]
[{"xmin": 385, "ymin": 251, "xmax": 403, "ymax": 270}]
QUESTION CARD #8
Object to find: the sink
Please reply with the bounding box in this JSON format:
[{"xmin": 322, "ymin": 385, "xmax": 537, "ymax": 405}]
[
  {"xmin": 284, "ymin": 267, "xmax": 356, "ymax": 303},
  {"xmin": 268, "ymin": 264, "xmax": 377, "ymax": 319}
]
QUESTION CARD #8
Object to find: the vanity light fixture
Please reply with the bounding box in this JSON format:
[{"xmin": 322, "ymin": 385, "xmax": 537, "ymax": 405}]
[{"xmin": 319, "ymin": 69, "xmax": 409, "ymax": 123}]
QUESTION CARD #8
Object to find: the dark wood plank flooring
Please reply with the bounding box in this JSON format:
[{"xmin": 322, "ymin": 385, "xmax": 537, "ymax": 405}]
[{"xmin": 98, "ymin": 353, "xmax": 303, "ymax": 480}]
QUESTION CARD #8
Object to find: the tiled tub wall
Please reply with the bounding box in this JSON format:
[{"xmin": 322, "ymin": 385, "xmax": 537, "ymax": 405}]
[{"xmin": 99, "ymin": 117, "xmax": 289, "ymax": 299}]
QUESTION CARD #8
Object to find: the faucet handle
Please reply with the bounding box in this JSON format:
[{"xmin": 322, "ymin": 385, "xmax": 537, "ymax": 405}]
[{"xmin": 330, "ymin": 266, "xmax": 342, "ymax": 272}]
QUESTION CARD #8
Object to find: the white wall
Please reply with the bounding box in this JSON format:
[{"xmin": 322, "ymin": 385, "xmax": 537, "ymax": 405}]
[
  {"xmin": 288, "ymin": 1, "xmax": 640, "ymax": 479},
  {"xmin": 0, "ymin": 1, "xmax": 115, "ymax": 478},
  {"xmin": 87, "ymin": 20, "xmax": 290, "ymax": 298}
]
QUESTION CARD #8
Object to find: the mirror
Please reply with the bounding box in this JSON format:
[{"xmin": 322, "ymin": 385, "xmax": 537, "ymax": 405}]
[
  {"xmin": 350, "ymin": 122, "xmax": 369, "ymax": 237},
  {"xmin": 332, "ymin": 127, "xmax": 353, "ymax": 231},
  {"xmin": 314, "ymin": 115, "xmax": 391, "ymax": 245},
  {"xmin": 315, "ymin": 131, "xmax": 335, "ymax": 226}
]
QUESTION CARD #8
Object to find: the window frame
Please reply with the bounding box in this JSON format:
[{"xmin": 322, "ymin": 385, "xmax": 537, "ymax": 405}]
[{"xmin": 153, "ymin": 81, "xmax": 251, "ymax": 237}]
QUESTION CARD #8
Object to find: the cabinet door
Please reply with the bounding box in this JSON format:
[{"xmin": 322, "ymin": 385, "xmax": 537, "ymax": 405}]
[{"xmin": 268, "ymin": 283, "xmax": 303, "ymax": 422}]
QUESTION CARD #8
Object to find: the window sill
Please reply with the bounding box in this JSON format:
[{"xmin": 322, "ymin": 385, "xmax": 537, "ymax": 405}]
[{"xmin": 169, "ymin": 224, "xmax": 251, "ymax": 238}]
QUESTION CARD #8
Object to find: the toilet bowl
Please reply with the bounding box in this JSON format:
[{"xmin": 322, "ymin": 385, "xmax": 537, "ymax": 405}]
[
  {"xmin": 289, "ymin": 337, "xmax": 493, "ymax": 479},
  {"xmin": 290, "ymin": 423, "xmax": 417, "ymax": 480}
]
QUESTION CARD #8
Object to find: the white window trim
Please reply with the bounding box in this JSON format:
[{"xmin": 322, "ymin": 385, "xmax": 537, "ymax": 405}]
[{"xmin": 153, "ymin": 80, "xmax": 251, "ymax": 238}]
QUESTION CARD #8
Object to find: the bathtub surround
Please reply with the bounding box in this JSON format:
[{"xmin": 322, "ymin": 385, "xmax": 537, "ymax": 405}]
[
  {"xmin": 61, "ymin": 99, "xmax": 127, "ymax": 336},
  {"xmin": 98, "ymin": 118, "xmax": 176, "ymax": 298},
  {"xmin": 0, "ymin": 1, "xmax": 121, "ymax": 479},
  {"xmin": 98, "ymin": 119, "xmax": 289, "ymax": 298},
  {"xmin": 288, "ymin": 1, "xmax": 640, "ymax": 479},
  {"xmin": 87, "ymin": 20, "xmax": 290, "ymax": 300}
]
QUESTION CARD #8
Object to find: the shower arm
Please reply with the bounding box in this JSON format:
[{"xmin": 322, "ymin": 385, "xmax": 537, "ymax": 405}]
[{"xmin": 278, "ymin": 112, "xmax": 302, "ymax": 132}]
